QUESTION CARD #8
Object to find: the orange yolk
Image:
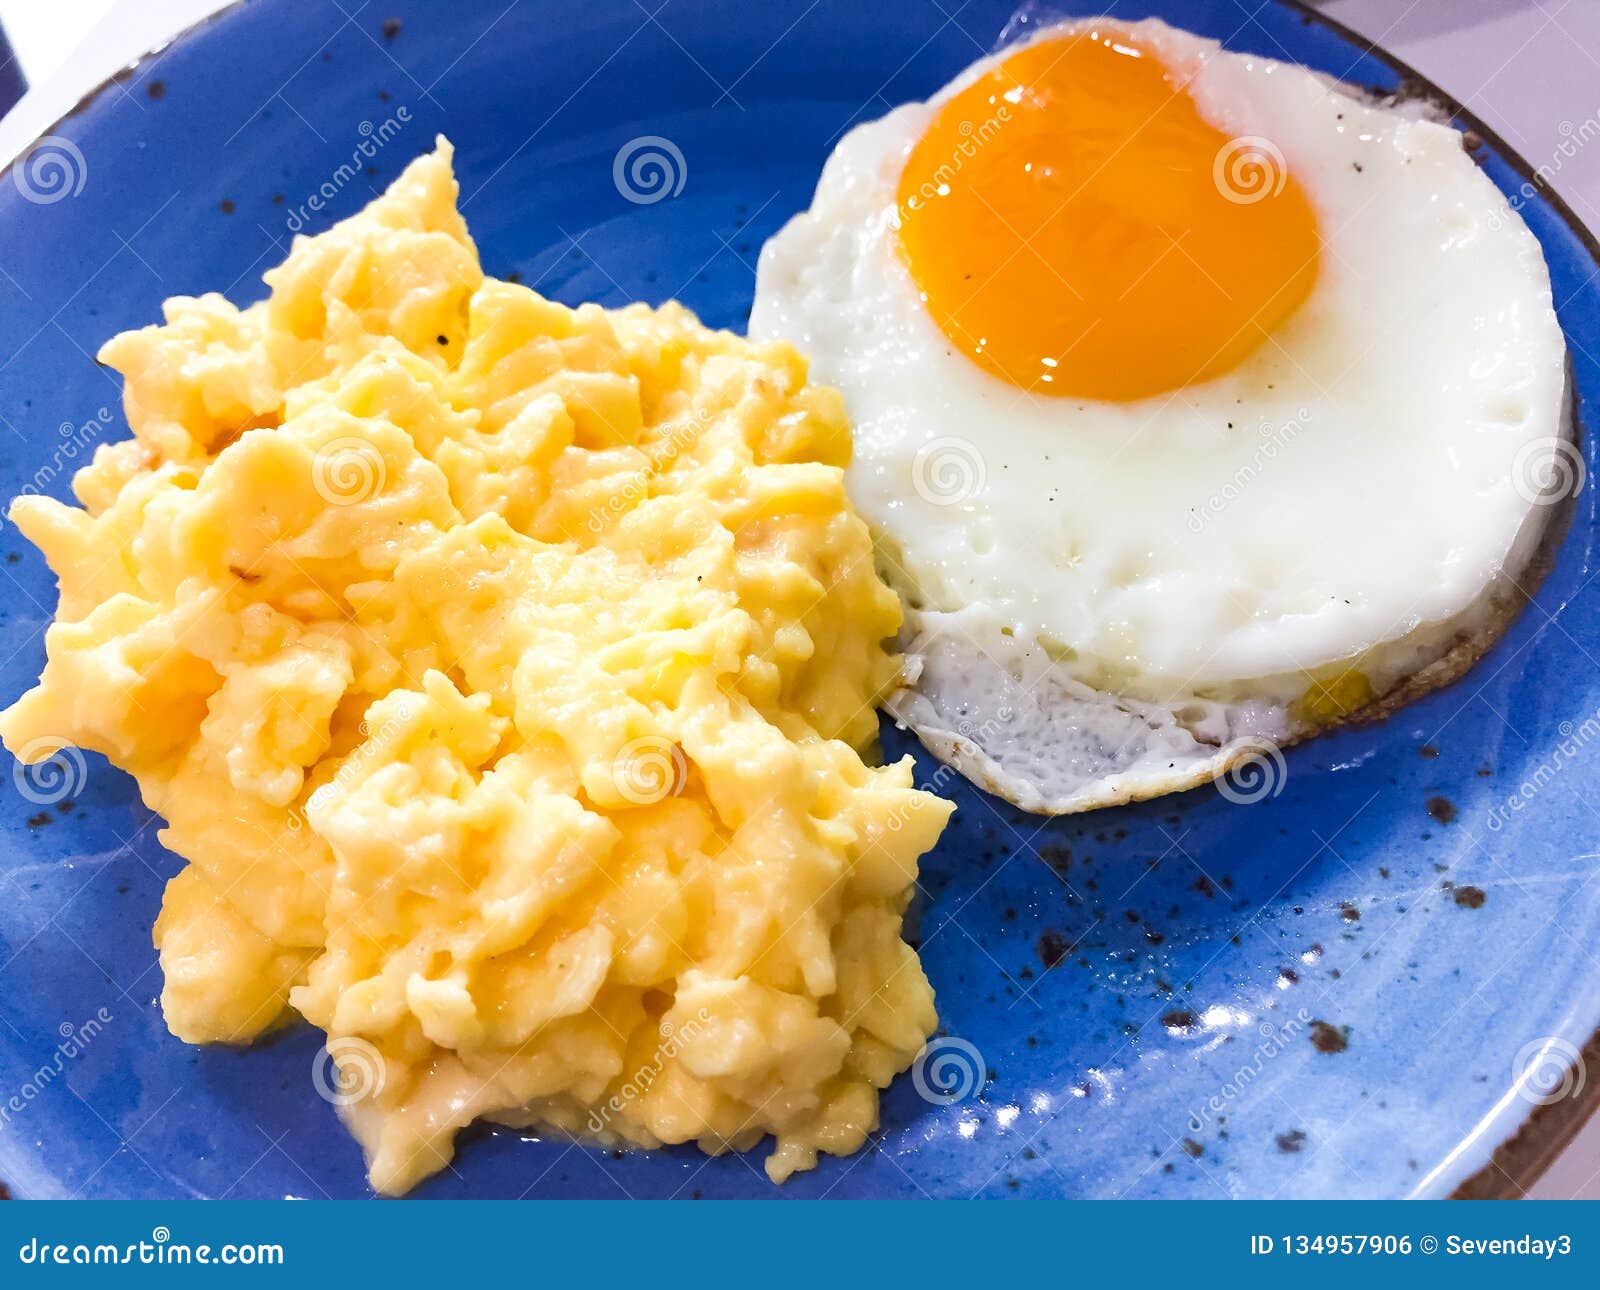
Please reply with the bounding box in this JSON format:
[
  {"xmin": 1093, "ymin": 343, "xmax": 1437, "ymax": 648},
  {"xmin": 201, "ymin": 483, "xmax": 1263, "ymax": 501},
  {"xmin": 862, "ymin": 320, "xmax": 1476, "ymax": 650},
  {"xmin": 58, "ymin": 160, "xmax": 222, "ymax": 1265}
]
[{"xmin": 896, "ymin": 28, "xmax": 1321, "ymax": 401}]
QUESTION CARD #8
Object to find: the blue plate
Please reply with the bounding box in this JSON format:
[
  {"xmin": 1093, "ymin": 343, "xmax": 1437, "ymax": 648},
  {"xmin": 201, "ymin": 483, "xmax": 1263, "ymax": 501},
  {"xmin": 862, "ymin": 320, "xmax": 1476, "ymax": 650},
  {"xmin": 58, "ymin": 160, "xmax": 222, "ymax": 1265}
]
[{"xmin": 0, "ymin": 0, "xmax": 1596, "ymax": 1200}]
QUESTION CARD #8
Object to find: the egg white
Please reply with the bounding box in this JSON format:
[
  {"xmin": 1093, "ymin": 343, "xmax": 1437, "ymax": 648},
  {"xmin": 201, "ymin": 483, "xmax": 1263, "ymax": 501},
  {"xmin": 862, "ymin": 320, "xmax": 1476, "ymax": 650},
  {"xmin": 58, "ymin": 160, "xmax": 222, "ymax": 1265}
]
[{"xmin": 750, "ymin": 17, "xmax": 1572, "ymax": 813}]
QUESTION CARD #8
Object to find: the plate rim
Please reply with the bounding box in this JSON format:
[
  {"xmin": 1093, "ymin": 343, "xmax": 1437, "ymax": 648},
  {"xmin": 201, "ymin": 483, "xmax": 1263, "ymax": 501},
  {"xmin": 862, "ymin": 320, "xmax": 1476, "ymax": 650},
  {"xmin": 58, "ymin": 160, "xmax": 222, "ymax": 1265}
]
[
  {"xmin": 1269, "ymin": 0, "xmax": 1600, "ymax": 1197},
  {"xmin": 0, "ymin": 0, "xmax": 1595, "ymax": 1200}
]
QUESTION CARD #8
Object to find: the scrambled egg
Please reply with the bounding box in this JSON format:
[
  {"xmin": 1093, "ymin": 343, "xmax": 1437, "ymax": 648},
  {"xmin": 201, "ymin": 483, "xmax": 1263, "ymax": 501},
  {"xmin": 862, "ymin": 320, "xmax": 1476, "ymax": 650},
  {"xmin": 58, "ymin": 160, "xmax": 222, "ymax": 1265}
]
[{"xmin": 0, "ymin": 139, "xmax": 953, "ymax": 1193}]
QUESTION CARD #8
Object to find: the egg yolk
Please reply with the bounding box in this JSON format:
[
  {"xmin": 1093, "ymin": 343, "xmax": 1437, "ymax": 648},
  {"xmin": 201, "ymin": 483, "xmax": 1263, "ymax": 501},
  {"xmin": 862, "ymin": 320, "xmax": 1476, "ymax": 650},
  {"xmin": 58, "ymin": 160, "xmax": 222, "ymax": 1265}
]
[{"xmin": 896, "ymin": 28, "xmax": 1321, "ymax": 401}]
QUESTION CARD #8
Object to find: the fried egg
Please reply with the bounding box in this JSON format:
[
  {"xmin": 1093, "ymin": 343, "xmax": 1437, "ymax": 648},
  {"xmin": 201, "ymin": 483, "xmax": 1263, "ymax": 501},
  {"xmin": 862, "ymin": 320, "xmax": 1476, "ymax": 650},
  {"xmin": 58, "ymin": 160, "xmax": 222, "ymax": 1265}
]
[{"xmin": 749, "ymin": 16, "xmax": 1572, "ymax": 814}]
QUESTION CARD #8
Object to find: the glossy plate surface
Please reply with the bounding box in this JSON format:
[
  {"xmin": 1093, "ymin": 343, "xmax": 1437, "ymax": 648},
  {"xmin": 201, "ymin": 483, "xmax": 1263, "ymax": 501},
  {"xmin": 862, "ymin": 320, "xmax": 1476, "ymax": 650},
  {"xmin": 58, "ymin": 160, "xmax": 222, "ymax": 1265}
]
[{"xmin": 0, "ymin": 0, "xmax": 1595, "ymax": 1199}]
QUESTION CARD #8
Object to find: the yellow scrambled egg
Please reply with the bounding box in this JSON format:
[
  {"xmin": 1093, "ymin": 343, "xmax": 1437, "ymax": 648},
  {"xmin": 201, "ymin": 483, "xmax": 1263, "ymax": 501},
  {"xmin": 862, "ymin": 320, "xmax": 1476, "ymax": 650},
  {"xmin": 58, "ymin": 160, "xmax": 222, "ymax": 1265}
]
[{"xmin": 0, "ymin": 139, "xmax": 953, "ymax": 1193}]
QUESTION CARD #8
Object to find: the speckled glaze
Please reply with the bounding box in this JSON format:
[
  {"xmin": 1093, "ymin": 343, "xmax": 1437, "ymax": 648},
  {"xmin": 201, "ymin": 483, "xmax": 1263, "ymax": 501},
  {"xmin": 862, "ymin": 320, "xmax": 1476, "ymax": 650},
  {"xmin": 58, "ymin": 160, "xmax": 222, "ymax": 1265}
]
[{"xmin": 0, "ymin": 0, "xmax": 1596, "ymax": 1200}]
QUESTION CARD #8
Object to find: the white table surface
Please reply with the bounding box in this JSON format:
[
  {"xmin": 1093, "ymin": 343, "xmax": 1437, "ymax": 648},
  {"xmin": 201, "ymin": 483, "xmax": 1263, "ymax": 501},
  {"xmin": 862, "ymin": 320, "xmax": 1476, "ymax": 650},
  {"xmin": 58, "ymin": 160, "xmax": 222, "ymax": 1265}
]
[{"xmin": 0, "ymin": 0, "xmax": 1595, "ymax": 1200}]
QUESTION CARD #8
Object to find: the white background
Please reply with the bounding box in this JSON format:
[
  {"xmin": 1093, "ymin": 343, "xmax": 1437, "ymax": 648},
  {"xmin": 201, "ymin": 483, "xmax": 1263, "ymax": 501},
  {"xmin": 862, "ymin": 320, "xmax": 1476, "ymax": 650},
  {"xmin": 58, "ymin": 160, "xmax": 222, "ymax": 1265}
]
[{"xmin": 0, "ymin": 0, "xmax": 1595, "ymax": 1200}]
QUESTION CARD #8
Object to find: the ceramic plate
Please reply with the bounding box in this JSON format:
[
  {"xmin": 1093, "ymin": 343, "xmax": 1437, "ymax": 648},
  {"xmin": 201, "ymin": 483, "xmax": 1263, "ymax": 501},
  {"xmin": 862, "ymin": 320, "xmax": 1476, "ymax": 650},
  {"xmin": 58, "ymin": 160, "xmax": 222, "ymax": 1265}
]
[{"xmin": 0, "ymin": 0, "xmax": 1596, "ymax": 1199}]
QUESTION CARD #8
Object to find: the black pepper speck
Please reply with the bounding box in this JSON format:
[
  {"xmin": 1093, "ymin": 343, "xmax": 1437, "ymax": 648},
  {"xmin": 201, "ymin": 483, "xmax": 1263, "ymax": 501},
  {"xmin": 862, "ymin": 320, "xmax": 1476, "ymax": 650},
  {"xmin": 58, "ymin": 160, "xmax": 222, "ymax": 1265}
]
[
  {"xmin": 1036, "ymin": 929, "xmax": 1068, "ymax": 969},
  {"xmin": 1309, "ymin": 1020, "xmax": 1348, "ymax": 1054}
]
